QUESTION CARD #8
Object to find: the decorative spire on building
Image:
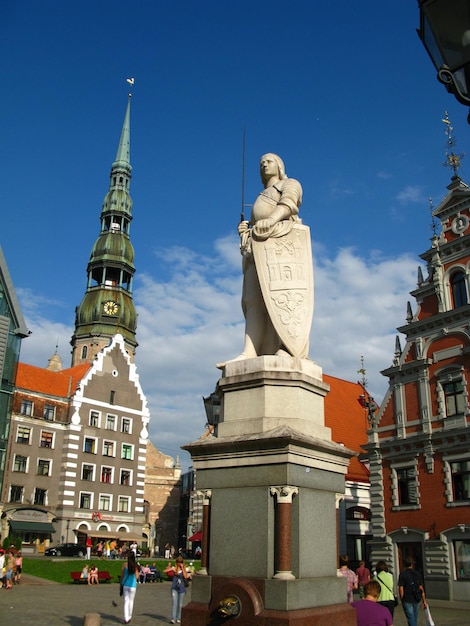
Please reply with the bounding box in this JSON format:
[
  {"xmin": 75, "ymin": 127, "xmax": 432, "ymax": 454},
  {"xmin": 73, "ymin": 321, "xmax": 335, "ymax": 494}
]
[
  {"xmin": 442, "ymin": 111, "xmax": 464, "ymax": 179},
  {"xmin": 71, "ymin": 93, "xmax": 137, "ymax": 366}
]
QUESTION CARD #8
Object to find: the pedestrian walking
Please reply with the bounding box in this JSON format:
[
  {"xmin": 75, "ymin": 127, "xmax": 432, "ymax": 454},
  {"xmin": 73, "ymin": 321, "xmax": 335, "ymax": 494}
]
[
  {"xmin": 120, "ymin": 552, "xmax": 139, "ymax": 624},
  {"xmin": 338, "ymin": 554, "xmax": 358, "ymax": 604},
  {"xmin": 398, "ymin": 557, "xmax": 427, "ymax": 626},
  {"xmin": 164, "ymin": 556, "xmax": 189, "ymax": 623}
]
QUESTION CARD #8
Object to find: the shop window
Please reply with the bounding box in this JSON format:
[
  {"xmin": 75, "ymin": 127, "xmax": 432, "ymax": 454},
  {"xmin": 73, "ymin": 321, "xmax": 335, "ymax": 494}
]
[
  {"xmin": 20, "ymin": 399, "xmax": 33, "ymax": 416},
  {"xmin": 9, "ymin": 485, "xmax": 23, "ymax": 503},
  {"xmin": 16, "ymin": 426, "xmax": 31, "ymax": 444},
  {"xmin": 34, "ymin": 488, "xmax": 47, "ymax": 506},
  {"xmin": 13, "ymin": 455, "xmax": 27, "ymax": 472},
  {"xmin": 451, "ymin": 271, "xmax": 468, "ymax": 308},
  {"xmin": 454, "ymin": 540, "xmax": 470, "ymax": 580},
  {"xmin": 82, "ymin": 464, "xmax": 94, "ymax": 481},
  {"xmin": 101, "ymin": 467, "xmax": 113, "ymax": 483},
  {"xmin": 38, "ymin": 459, "xmax": 50, "ymax": 476},
  {"xmin": 43, "ymin": 404, "xmax": 55, "ymax": 421}
]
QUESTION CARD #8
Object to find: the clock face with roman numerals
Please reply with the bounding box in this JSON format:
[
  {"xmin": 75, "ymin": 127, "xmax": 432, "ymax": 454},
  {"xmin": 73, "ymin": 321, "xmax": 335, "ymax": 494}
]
[{"xmin": 103, "ymin": 300, "xmax": 119, "ymax": 316}]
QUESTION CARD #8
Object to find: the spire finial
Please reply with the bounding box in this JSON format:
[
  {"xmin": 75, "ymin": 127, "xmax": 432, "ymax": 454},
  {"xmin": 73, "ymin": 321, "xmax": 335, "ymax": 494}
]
[
  {"xmin": 429, "ymin": 197, "xmax": 438, "ymax": 237},
  {"xmin": 126, "ymin": 77, "xmax": 134, "ymax": 98},
  {"xmin": 442, "ymin": 111, "xmax": 464, "ymax": 177},
  {"xmin": 357, "ymin": 355, "xmax": 368, "ymax": 388}
]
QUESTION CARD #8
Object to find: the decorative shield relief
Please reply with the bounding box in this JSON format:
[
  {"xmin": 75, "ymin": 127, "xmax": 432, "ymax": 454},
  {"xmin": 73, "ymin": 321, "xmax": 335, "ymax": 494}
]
[{"xmin": 252, "ymin": 223, "xmax": 314, "ymax": 358}]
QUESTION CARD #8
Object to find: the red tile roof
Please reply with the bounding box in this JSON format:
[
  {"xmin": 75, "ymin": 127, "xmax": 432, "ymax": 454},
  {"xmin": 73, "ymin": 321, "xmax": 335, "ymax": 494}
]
[
  {"xmin": 324, "ymin": 374, "xmax": 370, "ymax": 482},
  {"xmin": 16, "ymin": 362, "xmax": 90, "ymax": 398}
]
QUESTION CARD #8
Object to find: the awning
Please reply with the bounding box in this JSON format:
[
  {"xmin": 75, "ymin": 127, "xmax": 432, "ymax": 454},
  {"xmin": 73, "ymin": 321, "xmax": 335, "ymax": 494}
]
[
  {"xmin": 9, "ymin": 521, "xmax": 56, "ymax": 533},
  {"xmin": 188, "ymin": 531, "xmax": 202, "ymax": 542},
  {"xmin": 81, "ymin": 530, "xmax": 145, "ymax": 542}
]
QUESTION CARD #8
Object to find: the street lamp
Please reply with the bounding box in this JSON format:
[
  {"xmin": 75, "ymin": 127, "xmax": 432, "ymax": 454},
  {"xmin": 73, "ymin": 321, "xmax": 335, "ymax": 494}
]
[
  {"xmin": 418, "ymin": 0, "xmax": 470, "ymax": 118},
  {"xmin": 203, "ymin": 389, "xmax": 221, "ymax": 427}
]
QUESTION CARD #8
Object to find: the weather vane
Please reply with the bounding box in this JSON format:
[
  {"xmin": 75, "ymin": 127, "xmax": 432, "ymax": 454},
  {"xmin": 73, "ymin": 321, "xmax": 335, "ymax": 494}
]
[
  {"xmin": 357, "ymin": 355, "xmax": 378, "ymax": 427},
  {"xmin": 442, "ymin": 111, "xmax": 464, "ymax": 176},
  {"xmin": 126, "ymin": 77, "xmax": 135, "ymax": 97}
]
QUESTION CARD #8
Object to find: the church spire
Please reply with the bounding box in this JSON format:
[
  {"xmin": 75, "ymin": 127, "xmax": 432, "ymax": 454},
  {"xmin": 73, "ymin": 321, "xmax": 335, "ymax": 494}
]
[{"xmin": 70, "ymin": 95, "xmax": 138, "ymax": 366}]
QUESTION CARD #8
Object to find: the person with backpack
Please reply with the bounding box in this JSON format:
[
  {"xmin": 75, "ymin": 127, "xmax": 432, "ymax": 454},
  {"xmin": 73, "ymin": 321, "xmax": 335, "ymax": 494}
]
[{"xmin": 398, "ymin": 557, "xmax": 427, "ymax": 626}]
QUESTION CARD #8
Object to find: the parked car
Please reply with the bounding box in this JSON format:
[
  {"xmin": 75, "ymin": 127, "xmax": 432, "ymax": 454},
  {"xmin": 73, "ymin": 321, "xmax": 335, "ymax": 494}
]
[{"xmin": 44, "ymin": 543, "xmax": 87, "ymax": 557}]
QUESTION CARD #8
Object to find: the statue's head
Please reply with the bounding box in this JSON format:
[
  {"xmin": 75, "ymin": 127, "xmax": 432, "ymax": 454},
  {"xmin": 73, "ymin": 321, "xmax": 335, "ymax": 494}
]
[{"xmin": 260, "ymin": 153, "xmax": 287, "ymax": 186}]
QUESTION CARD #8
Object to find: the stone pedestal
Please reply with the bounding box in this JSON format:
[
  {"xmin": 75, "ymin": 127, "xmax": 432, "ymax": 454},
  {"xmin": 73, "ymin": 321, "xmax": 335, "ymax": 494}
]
[{"xmin": 182, "ymin": 357, "xmax": 356, "ymax": 625}]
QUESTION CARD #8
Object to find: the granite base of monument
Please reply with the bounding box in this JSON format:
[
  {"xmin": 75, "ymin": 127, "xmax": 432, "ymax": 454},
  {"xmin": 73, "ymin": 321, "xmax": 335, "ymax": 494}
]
[{"xmin": 182, "ymin": 357, "xmax": 356, "ymax": 626}]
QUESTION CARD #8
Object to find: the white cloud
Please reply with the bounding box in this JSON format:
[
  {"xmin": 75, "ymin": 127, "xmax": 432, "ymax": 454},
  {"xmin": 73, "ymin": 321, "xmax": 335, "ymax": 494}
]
[
  {"xmin": 396, "ymin": 185, "xmax": 425, "ymax": 204},
  {"xmin": 18, "ymin": 238, "xmax": 421, "ymax": 471}
]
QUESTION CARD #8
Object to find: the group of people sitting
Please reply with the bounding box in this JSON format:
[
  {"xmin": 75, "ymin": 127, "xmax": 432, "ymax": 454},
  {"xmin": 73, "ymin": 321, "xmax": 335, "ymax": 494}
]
[{"xmin": 80, "ymin": 563, "xmax": 99, "ymax": 585}]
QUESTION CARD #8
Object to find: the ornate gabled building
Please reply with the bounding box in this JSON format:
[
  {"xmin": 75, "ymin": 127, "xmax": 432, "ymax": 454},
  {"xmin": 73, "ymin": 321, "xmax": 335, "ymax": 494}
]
[
  {"xmin": 1, "ymin": 334, "xmax": 150, "ymax": 549},
  {"xmin": 365, "ymin": 118, "xmax": 470, "ymax": 602},
  {"xmin": 0, "ymin": 247, "xmax": 30, "ymax": 499},
  {"xmin": 71, "ymin": 95, "xmax": 137, "ymax": 366}
]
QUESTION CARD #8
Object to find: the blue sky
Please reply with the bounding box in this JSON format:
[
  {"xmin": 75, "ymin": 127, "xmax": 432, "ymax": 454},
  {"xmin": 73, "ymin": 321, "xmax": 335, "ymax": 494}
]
[{"xmin": 2, "ymin": 1, "xmax": 469, "ymax": 469}]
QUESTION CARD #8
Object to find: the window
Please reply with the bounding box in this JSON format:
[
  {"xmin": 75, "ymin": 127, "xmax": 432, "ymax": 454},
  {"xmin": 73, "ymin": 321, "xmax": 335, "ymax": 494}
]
[
  {"xmin": 345, "ymin": 506, "xmax": 371, "ymax": 521},
  {"xmin": 118, "ymin": 496, "xmax": 130, "ymax": 513},
  {"xmin": 450, "ymin": 461, "xmax": 470, "ymax": 501},
  {"xmin": 101, "ymin": 467, "xmax": 113, "ymax": 483},
  {"xmin": 122, "ymin": 444, "xmax": 133, "ymax": 460},
  {"xmin": 20, "ymin": 399, "xmax": 33, "ymax": 416},
  {"xmin": 81, "ymin": 345, "xmax": 88, "ymax": 359},
  {"xmin": 38, "ymin": 459, "xmax": 50, "ymax": 476},
  {"xmin": 34, "ymin": 488, "xmax": 47, "ymax": 506},
  {"xmin": 89, "ymin": 411, "xmax": 100, "ymax": 427},
  {"xmin": 99, "ymin": 494, "xmax": 111, "ymax": 511},
  {"xmin": 43, "ymin": 404, "xmax": 55, "ymax": 421},
  {"xmin": 80, "ymin": 492, "xmax": 92, "ymax": 509},
  {"xmin": 84, "ymin": 437, "xmax": 97, "ymax": 454},
  {"xmin": 13, "ymin": 455, "xmax": 27, "ymax": 472},
  {"xmin": 9, "ymin": 485, "xmax": 23, "ymax": 503},
  {"xmin": 443, "ymin": 380, "xmax": 465, "ymax": 416},
  {"xmin": 82, "ymin": 464, "xmax": 94, "ymax": 481},
  {"xmin": 103, "ymin": 440, "xmax": 115, "ymax": 457},
  {"xmin": 454, "ymin": 540, "xmax": 470, "ymax": 580},
  {"xmin": 121, "ymin": 418, "xmax": 131, "ymax": 434},
  {"xmin": 451, "ymin": 271, "xmax": 468, "ymax": 308},
  {"xmin": 397, "ymin": 467, "xmax": 418, "ymax": 506},
  {"xmin": 106, "ymin": 414, "xmax": 116, "ymax": 430},
  {"xmin": 120, "ymin": 469, "xmax": 131, "ymax": 486},
  {"xmin": 110, "ymin": 390, "xmax": 115, "ymax": 405},
  {"xmin": 16, "ymin": 426, "xmax": 31, "ymax": 444},
  {"xmin": 40, "ymin": 431, "xmax": 53, "ymax": 448}
]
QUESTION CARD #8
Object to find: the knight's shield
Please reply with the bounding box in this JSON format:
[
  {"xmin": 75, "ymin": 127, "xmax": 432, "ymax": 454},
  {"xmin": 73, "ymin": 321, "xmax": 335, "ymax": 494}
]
[{"xmin": 252, "ymin": 223, "xmax": 314, "ymax": 358}]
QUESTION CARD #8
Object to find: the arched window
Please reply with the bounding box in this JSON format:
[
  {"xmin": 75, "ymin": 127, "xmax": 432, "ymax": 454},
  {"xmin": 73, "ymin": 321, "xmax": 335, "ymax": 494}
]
[
  {"xmin": 451, "ymin": 271, "xmax": 468, "ymax": 308},
  {"xmin": 81, "ymin": 345, "xmax": 88, "ymax": 359}
]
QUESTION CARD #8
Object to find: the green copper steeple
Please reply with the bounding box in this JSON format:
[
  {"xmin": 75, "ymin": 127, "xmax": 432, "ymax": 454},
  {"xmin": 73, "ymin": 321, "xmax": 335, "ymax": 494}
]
[{"xmin": 71, "ymin": 95, "xmax": 138, "ymax": 366}]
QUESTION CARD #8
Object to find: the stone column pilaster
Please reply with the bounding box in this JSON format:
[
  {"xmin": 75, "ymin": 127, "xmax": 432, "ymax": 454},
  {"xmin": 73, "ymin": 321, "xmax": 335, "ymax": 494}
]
[
  {"xmin": 270, "ymin": 485, "xmax": 298, "ymax": 580},
  {"xmin": 197, "ymin": 489, "xmax": 212, "ymax": 575}
]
